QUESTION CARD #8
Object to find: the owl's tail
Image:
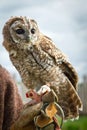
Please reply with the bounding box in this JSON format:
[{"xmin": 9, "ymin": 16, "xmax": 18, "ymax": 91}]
[{"xmin": 58, "ymin": 78, "xmax": 83, "ymax": 120}]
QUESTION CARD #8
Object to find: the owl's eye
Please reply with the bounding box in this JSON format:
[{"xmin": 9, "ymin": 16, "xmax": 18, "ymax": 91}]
[
  {"xmin": 16, "ymin": 29, "xmax": 25, "ymax": 34},
  {"xmin": 31, "ymin": 28, "xmax": 35, "ymax": 34}
]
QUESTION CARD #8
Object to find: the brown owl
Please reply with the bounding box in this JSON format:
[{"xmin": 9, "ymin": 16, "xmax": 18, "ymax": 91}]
[{"xmin": 2, "ymin": 16, "xmax": 82, "ymax": 120}]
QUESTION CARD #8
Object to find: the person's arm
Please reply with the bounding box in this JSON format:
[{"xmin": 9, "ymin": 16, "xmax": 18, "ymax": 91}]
[
  {"xmin": 0, "ymin": 65, "xmax": 42, "ymax": 130},
  {"xmin": 0, "ymin": 77, "xmax": 5, "ymax": 130},
  {"xmin": 0, "ymin": 65, "xmax": 23, "ymax": 130}
]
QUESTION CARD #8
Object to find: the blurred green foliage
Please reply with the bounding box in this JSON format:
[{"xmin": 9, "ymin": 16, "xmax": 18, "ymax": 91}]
[{"xmin": 62, "ymin": 116, "xmax": 87, "ymax": 130}]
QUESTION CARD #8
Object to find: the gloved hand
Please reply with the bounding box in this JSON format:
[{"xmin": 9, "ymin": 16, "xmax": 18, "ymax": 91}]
[
  {"xmin": 10, "ymin": 102, "xmax": 43, "ymax": 130},
  {"xmin": 10, "ymin": 88, "xmax": 60, "ymax": 130}
]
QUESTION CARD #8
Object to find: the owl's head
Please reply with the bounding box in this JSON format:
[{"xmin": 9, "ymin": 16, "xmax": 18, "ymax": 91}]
[{"xmin": 3, "ymin": 16, "xmax": 40, "ymax": 50}]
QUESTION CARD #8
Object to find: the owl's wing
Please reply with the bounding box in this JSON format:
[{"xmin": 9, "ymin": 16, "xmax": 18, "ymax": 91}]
[
  {"xmin": 40, "ymin": 35, "xmax": 82, "ymax": 119},
  {"xmin": 40, "ymin": 35, "xmax": 78, "ymax": 90}
]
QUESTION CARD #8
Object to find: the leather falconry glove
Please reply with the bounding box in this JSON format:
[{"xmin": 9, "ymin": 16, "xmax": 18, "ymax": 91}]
[{"xmin": 10, "ymin": 102, "xmax": 43, "ymax": 130}]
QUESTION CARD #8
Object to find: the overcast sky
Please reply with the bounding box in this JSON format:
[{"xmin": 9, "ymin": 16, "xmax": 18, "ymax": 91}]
[{"xmin": 0, "ymin": 0, "xmax": 87, "ymax": 82}]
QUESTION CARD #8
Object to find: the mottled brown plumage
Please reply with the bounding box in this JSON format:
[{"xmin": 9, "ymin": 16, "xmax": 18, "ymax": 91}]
[{"xmin": 2, "ymin": 16, "xmax": 82, "ymax": 120}]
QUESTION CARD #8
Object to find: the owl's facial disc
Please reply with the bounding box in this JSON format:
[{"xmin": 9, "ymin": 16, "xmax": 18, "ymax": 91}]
[{"xmin": 10, "ymin": 18, "xmax": 39, "ymax": 44}]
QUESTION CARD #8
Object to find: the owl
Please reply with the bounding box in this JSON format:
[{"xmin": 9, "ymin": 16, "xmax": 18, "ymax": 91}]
[{"xmin": 2, "ymin": 16, "xmax": 82, "ymax": 120}]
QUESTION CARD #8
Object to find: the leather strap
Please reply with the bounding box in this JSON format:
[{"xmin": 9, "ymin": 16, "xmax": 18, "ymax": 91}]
[
  {"xmin": 36, "ymin": 121, "xmax": 61, "ymax": 130},
  {"xmin": 34, "ymin": 102, "xmax": 64, "ymax": 130},
  {"xmin": 36, "ymin": 122, "xmax": 55, "ymax": 130}
]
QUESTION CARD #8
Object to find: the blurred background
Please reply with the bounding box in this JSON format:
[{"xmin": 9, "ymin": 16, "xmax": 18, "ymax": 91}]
[{"xmin": 0, "ymin": 0, "xmax": 87, "ymax": 129}]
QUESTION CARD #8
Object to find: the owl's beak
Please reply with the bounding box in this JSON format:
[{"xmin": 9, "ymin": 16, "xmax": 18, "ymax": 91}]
[{"xmin": 26, "ymin": 35, "xmax": 30, "ymax": 42}]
